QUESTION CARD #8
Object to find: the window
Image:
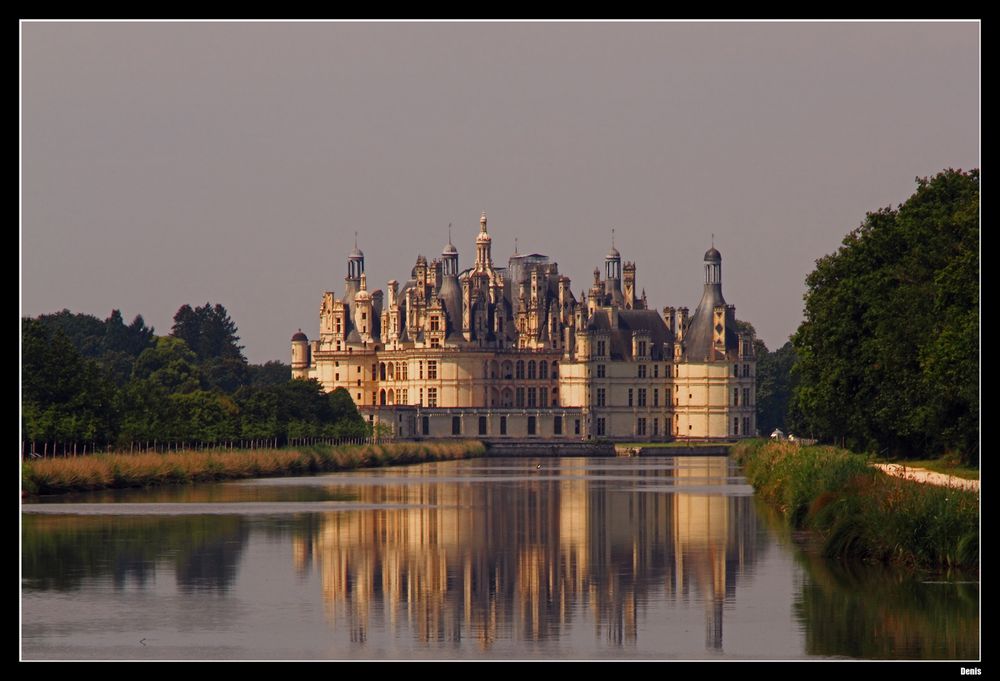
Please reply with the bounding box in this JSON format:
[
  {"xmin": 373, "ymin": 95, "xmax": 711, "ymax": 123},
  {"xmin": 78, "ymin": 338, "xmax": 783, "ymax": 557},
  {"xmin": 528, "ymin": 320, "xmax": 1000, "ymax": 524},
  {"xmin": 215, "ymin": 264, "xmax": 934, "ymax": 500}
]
[
  {"xmin": 653, "ymin": 418, "xmax": 659, "ymax": 436},
  {"xmin": 596, "ymin": 388, "xmax": 606, "ymax": 407},
  {"xmin": 419, "ymin": 361, "xmax": 423, "ymax": 379},
  {"xmin": 419, "ymin": 388, "xmax": 423, "ymax": 405},
  {"xmin": 430, "ymin": 316, "xmax": 440, "ymax": 331},
  {"xmin": 654, "ymin": 364, "xmax": 659, "ymax": 378},
  {"xmin": 638, "ymin": 388, "xmax": 647, "ymax": 407},
  {"xmin": 335, "ymin": 373, "xmax": 340, "ymax": 381},
  {"xmin": 744, "ymin": 363, "xmax": 750, "ymax": 377},
  {"xmin": 596, "ymin": 417, "xmax": 606, "ymax": 436},
  {"xmin": 743, "ymin": 417, "xmax": 750, "ymax": 436},
  {"xmin": 552, "ymin": 392, "xmax": 558, "ymax": 406},
  {"xmin": 428, "ymin": 360, "xmax": 438, "ymax": 380},
  {"xmin": 743, "ymin": 388, "xmax": 750, "ymax": 406},
  {"xmin": 452, "ymin": 416, "xmax": 461, "ymax": 435},
  {"xmin": 653, "ymin": 388, "xmax": 659, "ymax": 407},
  {"xmin": 372, "ymin": 392, "xmax": 377, "ymax": 405},
  {"xmin": 500, "ymin": 416, "xmax": 507, "ymax": 435},
  {"xmin": 371, "ymin": 364, "xmax": 377, "ymax": 380},
  {"xmin": 516, "ymin": 361, "xmax": 525, "ymax": 379},
  {"xmin": 528, "ymin": 388, "xmax": 537, "ymax": 407},
  {"xmin": 428, "ymin": 388, "xmax": 438, "ymax": 407},
  {"xmin": 401, "ymin": 389, "xmax": 407, "ymax": 404},
  {"xmin": 734, "ymin": 364, "xmax": 739, "ymax": 377},
  {"xmin": 361, "ymin": 312, "xmax": 366, "ymax": 320},
  {"xmin": 638, "ymin": 341, "xmax": 647, "ymax": 357},
  {"xmin": 554, "ymin": 416, "xmax": 562, "ymax": 435},
  {"xmin": 733, "ymin": 388, "xmax": 739, "ymax": 407},
  {"xmin": 336, "ymin": 320, "xmax": 342, "ymax": 333},
  {"xmin": 637, "ymin": 418, "xmax": 646, "ymax": 436},
  {"xmin": 422, "ymin": 416, "xmax": 430, "ymax": 436},
  {"xmin": 597, "ymin": 364, "xmax": 606, "ymax": 378},
  {"xmin": 430, "ymin": 338, "xmax": 440, "ymax": 348},
  {"xmin": 574, "ymin": 419, "xmax": 580, "ymax": 435},
  {"xmin": 734, "ymin": 417, "xmax": 740, "ymax": 436},
  {"xmin": 402, "ymin": 364, "xmax": 407, "ymax": 380},
  {"xmin": 528, "ymin": 361, "xmax": 536, "ymax": 379},
  {"xmin": 539, "ymin": 387, "xmax": 547, "ymax": 406},
  {"xmin": 479, "ymin": 416, "xmax": 488, "ymax": 435},
  {"xmin": 528, "ymin": 416, "xmax": 536, "ymax": 435},
  {"xmin": 597, "ymin": 340, "xmax": 606, "ymax": 357},
  {"xmin": 638, "ymin": 365, "xmax": 647, "ymax": 378},
  {"xmin": 539, "ymin": 362, "xmax": 548, "ymax": 379},
  {"xmin": 628, "ymin": 388, "xmax": 634, "ymax": 407},
  {"xmin": 516, "ymin": 387, "xmax": 525, "ymax": 407}
]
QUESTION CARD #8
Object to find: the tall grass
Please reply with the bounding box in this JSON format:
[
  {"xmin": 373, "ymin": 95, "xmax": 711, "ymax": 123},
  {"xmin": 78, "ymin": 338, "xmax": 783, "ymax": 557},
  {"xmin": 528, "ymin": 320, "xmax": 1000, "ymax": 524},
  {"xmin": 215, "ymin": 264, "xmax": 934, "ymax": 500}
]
[
  {"xmin": 732, "ymin": 440, "xmax": 979, "ymax": 571},
  {"xmin": 22, "ymin": 440, "xmax": 486, "ymax": 496}
]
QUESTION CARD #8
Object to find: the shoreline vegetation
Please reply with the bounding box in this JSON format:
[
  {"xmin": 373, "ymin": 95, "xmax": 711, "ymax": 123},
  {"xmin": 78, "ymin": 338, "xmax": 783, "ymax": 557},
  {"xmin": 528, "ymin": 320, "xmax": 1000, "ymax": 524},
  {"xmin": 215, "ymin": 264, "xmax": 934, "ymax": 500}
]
[
  {"xmin": 732, "ymin": 439, "xmax": 979, "ymax": 572},
  {"xmin": 21, "ymin": 440, "xmax": 486, "ymax": 496}
]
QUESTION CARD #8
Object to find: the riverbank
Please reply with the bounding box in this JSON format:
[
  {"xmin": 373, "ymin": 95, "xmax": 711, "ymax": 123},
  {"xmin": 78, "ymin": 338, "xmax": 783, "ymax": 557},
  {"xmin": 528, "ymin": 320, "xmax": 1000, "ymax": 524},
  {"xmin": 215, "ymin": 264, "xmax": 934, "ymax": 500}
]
[
  {"xmin": 22, "ymin": 440, "xmax": 486, "ymax": 496},
  {"xmin": 732, "ymin": 440, "xmax": 979, "ymax": 571}
]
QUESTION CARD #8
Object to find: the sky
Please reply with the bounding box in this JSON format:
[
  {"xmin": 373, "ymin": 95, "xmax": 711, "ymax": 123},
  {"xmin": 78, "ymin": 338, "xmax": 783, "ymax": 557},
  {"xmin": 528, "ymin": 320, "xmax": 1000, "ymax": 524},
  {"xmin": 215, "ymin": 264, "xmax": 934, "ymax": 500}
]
[{"xmin": 20, "ymin": 21, "xmax": 980, "ymax": 365}]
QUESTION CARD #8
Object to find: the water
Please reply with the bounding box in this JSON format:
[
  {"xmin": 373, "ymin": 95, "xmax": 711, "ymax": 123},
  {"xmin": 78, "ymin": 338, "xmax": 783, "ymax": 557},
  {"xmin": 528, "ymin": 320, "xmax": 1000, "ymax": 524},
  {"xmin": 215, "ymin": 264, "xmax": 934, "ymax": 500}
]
[{"xmin": 20, "ymin": 456, "xmax": 979, "ymax": 660}]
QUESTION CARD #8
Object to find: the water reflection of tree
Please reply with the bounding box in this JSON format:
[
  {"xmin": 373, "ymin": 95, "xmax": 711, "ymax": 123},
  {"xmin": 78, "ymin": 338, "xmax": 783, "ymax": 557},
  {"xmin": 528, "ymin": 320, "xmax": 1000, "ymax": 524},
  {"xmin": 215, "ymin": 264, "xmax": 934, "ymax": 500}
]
[
  {"xmin": 22, "ymin": 515, "xmax": 247, "ymax": 593},
  {"xmin": 794, "ymin": 554, "xmax": 979, "ymax": 660},
  {"xmin": 293, "ymin": 457, "xmax": 762, "ymax": 652}
]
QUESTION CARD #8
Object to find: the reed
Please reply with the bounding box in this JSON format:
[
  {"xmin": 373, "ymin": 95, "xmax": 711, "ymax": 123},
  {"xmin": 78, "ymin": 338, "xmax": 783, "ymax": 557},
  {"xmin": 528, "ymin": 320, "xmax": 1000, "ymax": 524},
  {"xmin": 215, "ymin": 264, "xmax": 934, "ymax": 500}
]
[
  {"xmin": 22, "ymin": 440, "xmax": 486, "ymax": 496},
  {"xmin": 732, "ymin": 440, "xmax": 979, "ymax": 571}
]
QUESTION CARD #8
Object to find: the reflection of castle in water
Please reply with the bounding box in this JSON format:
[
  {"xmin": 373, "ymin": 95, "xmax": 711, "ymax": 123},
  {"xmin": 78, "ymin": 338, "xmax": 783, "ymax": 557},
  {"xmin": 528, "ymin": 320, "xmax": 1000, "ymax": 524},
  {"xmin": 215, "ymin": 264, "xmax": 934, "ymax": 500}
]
[{"xmin": 291, "ymin": 459, "xmax": 758, "ymax": 651}]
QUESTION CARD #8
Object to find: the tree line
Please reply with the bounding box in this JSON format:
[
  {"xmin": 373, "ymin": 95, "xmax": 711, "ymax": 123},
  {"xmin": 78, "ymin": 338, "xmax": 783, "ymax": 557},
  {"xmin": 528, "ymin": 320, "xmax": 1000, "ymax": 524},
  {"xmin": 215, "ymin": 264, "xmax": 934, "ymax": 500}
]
[
  {"xmin": 747, "ymin": 169, "xmax": 978, "ymax": 465},
  {"xmin": 22, "ymin": 303, "xmax": 368, "ymax": 452}
]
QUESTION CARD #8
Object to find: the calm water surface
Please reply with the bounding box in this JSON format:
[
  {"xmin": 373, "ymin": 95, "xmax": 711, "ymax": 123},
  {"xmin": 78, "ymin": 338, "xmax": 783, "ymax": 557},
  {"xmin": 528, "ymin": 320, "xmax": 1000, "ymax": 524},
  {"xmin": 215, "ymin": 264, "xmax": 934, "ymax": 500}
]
[{"xmin": 21, "ymin": 456, "xmax": 979, "ymax": 660}]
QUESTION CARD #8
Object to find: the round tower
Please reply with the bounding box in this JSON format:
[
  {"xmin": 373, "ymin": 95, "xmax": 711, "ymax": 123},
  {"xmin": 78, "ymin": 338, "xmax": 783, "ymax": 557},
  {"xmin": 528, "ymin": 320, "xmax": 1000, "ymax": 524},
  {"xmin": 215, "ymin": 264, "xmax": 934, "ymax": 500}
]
[{"xmin": 291, "ymin": 329, "xmax": 310, "ymax": 376}]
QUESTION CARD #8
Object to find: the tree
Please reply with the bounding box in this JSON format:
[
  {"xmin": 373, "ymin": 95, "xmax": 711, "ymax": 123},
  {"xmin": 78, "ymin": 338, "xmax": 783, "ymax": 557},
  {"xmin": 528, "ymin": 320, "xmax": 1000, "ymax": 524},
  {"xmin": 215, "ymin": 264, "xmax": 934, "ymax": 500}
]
[
  {"xmin": 171, "ymin": 303, "xmax": 245, "ymax": 362},
  {"xmin": 248, "ymin": 361, "xmax": 291, "ymax": 387},
  {"xmin": 22, "ymin": 318, "xmax": 117, "ymax": 444},
  {"xmin": 132, "ymin": 337, "xmax": 202, "ymax": 394},
  {"xmin": 756, "ymin": 341, "xmax": 797, "ymax": 436},
  {"xmin": 790, "ymin": 169, "xmax": 979, "ymax": 463}
]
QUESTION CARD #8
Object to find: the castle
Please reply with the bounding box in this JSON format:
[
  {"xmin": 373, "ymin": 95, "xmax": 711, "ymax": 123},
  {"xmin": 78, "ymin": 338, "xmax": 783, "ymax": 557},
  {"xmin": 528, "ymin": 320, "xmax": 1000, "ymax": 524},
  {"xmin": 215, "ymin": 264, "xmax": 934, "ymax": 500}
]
[{"xmin": 292, "ymin": 212, "xmax": 755, "ymax": 440}]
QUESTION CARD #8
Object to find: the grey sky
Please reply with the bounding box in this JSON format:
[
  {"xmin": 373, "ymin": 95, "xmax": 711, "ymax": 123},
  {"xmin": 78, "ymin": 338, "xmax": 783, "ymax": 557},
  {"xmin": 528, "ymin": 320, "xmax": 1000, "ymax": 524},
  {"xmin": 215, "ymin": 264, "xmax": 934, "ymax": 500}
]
[{"xmin": 21, "ymin": 21, "xmax": 979, "ymax": 364}]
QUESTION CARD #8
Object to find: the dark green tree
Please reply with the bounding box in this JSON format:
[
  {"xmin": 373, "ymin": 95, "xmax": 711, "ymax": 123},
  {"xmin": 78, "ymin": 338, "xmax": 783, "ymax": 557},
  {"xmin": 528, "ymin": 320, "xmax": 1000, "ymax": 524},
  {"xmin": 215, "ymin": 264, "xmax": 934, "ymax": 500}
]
[
  {"xmin": 171, "ymin": 303, "xmax": 245, "ymax": 362},
  {"xmin": 791, "ymin": 169, "xmax": 979, "ymax": 463}
]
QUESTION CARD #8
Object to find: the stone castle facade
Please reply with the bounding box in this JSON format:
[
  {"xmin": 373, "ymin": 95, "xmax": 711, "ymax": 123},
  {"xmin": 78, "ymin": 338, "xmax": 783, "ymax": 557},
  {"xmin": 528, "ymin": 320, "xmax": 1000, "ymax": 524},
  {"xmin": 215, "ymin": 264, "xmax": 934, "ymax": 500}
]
[{"xmin": 292, "ymin": 213, "xmax": 755, "ymax": 440}]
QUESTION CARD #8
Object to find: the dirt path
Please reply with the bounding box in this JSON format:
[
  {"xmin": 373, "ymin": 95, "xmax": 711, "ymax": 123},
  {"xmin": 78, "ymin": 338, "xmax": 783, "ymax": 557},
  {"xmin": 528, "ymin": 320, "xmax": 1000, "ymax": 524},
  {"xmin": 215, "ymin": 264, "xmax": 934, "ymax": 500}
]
[{"xmin": 873, "ymin": 463, "xmax": 979, "ymax": 492}]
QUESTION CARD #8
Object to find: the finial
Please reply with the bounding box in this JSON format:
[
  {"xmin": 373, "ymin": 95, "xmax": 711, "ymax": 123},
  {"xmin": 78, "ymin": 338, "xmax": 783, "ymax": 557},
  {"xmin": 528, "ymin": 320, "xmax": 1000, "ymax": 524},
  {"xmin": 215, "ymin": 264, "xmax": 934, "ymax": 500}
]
[
  {"xmin": 355, "ymin": 231, "xmax": 358, "ymax": 249},
  {"xmin": 612, "ymin": 227, "xmax": 615, "ymax": 249},
  {"xmin": 448, "ymin": 222, "xmax": 453, "ymax": 244},
  {"xmin": 480, "ymin": 211, "xmax": 487, "ymax": 231},
  {"xmin": 514, "ymin": 236, "xmax": 518, "ymax": 254},
  {"xmin": 711, "ymin": 233, "xmax": 714, "ymax": 248}
]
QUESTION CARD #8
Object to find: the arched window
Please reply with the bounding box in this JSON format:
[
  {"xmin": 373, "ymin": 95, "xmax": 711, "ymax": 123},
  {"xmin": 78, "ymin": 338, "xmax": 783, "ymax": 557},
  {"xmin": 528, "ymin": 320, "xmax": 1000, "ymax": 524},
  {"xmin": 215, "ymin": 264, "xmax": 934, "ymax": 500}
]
[
  {"xmin": 539, "ymin": 361, "xmax": 548, "ymax": 379},
  {"xmin": 528, "ymin": 361, "xmax": 536, "ymax": 379},
  {"xmin": 551, "ymin": 361, "xmax": 559, "ymax": 379},
  {"xmin": 387, "ymin": 362, "xmax": 394, "ymax": 380},
  {"xmin": 379, "ymin": 362, "xmax": 386, "ymax": 381},
  {"xmin": 387, "ymin": 388, "xmax": 395, "ymax": 405},
  {"xmin": 516, "ymin": 360, "xmax": 525, "ymax": 379},
  {"xmin": 379, "ymin": 389, "xmax": 386, "ymax": 405}
]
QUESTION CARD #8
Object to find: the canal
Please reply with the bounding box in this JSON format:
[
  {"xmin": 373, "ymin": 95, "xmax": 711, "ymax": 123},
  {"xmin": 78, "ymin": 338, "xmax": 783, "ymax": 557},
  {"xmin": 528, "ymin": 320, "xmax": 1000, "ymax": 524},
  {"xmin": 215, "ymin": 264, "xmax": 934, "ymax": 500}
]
[{"xmin": 21, "ymin": 456, "xmax": 979, "ymax": 660}]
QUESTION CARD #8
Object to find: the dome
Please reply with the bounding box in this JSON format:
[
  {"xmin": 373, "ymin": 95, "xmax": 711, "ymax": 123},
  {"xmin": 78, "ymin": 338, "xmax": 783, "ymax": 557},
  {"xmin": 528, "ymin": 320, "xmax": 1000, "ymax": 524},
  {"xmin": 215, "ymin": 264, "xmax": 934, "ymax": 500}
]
[
  {"xmin": 606, "ymin": 246, "xmax": 620, "ymax": 259},
  {"xmin": 442, "ymin": 241, "xmax": 458, "ymax": 255},
  {"xmin": 355, "ymin": 288, "xmax": 371, "ymax": 302},
  {"xmin": 291, "ymin": 329, "xmax": 308, "ymax": 342},
  {"xmin": 704, "ymin": 247, "xmax": 721, "ymax": 262}
]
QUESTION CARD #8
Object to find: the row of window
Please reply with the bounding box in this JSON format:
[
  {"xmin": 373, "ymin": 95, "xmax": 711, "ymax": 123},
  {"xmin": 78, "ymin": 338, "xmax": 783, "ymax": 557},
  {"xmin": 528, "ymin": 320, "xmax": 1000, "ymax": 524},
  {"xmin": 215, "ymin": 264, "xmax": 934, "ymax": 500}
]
[
  {"xmin": 733, "ymin": 363, "xmax": 752, "ymax": 378},
  {"xmin": 593, "ymin": 340, "xmax": 651, "ymax": 358},
  {"xmin": 595, "ymin": 388, "xmax": 661, "ymax": 408},
  {"xmin": 427, "ymin": 415, "xmax": 583, "ymax": 437},
  {"xmin": 734, "ymin": 416, "xmax": 751, "ymax": 436}
]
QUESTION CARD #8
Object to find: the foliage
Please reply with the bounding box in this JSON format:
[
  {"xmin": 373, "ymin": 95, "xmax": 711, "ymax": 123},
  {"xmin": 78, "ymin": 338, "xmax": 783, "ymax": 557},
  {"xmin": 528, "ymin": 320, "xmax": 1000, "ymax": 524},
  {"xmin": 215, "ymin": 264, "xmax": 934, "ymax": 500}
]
[
  {"xmin": 733, "ymin": 440, "xmax": 979, "ymax": 571},
  {"xmin": 171, "ymin": 303, "xmax": 245, "ymax": 362},
  {"xmin": 23, "ymin": 304, "xmax": 367, "ymax": 450},
  {"xmin": 790, "ymin": 169, "xmax": 979, "ymax": 464},
  {"xmin": 756, "ymin": 341, "xmax": 797, "ymax": 435},
  {"xmin": 22, "ymin": 318, "xmax": 117, "ymax": 444}
]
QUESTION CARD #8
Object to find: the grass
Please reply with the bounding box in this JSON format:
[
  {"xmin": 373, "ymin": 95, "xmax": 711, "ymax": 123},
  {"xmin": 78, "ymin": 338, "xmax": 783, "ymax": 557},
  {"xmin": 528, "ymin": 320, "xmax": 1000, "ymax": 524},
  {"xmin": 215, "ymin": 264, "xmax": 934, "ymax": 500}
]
[
  {"xmin": 22, "ymin": 440, "xmax": 486, "ymax": 496},
  {"xmin": 732, "ymin": 439, "xmax": 979, "ymax": 571}
]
